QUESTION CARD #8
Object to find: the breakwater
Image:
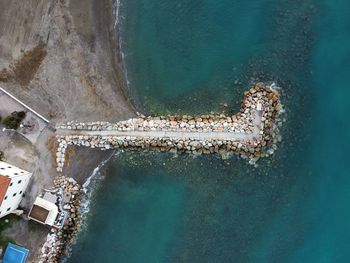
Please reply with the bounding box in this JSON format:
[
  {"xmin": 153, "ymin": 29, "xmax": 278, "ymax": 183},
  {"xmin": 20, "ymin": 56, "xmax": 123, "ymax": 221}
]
[{"xmin": 55, "ymin": 83, "xmax": 284, "ymax": 171}]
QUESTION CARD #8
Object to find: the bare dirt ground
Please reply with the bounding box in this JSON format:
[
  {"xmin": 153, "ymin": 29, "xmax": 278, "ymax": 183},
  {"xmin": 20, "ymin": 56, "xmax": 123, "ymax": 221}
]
[{"xmin": 0, "ymin": 0, "xmax": 136, "ymax": 261}]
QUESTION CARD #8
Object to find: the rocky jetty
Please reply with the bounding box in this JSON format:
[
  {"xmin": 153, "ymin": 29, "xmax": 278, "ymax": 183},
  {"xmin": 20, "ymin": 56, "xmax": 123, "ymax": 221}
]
[{"xmin": 56, "ymin": 83, "xmax": 284, "ymax": 167}]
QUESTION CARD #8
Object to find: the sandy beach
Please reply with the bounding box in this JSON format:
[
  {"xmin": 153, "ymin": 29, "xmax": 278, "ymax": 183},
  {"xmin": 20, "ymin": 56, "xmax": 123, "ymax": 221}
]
[{"xmin": 0, "ymin": 0, "xmax": 135, "ymax": 261}]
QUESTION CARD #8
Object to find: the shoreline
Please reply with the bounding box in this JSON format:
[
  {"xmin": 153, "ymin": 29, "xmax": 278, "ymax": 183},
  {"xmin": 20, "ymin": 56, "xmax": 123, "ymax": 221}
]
[
  {"xmin": 112, "ymin": 0, "xmax": 140, "ymax": 115},
  {"xmin": 112, "ymin": 0, "xmax": 142, "ymax": 114}
]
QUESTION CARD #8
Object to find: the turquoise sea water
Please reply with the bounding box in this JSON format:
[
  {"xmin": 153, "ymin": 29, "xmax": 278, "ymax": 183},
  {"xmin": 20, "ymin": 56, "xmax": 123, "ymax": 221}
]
[{"xmin": 67, "ymin": 0, "xmax": 350, "ymax": 262}]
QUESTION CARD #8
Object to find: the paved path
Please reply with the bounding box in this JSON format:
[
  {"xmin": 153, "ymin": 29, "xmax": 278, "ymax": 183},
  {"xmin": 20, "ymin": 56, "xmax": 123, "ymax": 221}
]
[{"xmin": 56, "ymin": 111, "xmax": 262, "ymax": 141}]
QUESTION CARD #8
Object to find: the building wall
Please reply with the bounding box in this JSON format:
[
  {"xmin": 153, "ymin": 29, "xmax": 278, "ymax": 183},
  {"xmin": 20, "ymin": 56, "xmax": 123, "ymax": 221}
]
[{"xmin": 0, "ymin": 162, "xmax": 32, "ymax": 217}]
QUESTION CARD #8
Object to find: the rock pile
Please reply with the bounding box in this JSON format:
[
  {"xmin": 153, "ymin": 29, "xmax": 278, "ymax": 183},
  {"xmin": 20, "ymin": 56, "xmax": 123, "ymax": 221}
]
[
  {"xmin": 39, "ymin": 176, "xmax": 82, "ymax": 263},
  {"xmin": 58, "ymin": 112, "xmax": 256, "ymax": 133},
  {"xmin": 55, "ymin": 140, "xmax": 67, "ymax": 173},
  {"xmin": 57, "ymin": 92, "xmax": 263, "ymax": 135}
]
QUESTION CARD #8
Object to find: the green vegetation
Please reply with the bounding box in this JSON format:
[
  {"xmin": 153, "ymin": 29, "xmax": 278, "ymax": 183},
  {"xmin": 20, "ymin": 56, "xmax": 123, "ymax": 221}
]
[
  {"xmin": 0, "ymin": 151, "xmax": 4, "ymax": 161},
  {"xmin": 1, "ymin": 111, "xmax": 26, "ymax": 129},
  {"xmin": 0, "ymin": 215, "xmax": 17, "ymax": 249}
]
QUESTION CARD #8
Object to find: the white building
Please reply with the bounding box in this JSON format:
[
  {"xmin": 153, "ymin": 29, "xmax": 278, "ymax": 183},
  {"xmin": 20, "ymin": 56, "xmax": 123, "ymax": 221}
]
[
  {"xmin": 0, "ymin": 161, "xmax": 32, "ymax": 217},
  {"xmin": 28, "ymin": 194, "xmax": 59, "ymax": 227}
]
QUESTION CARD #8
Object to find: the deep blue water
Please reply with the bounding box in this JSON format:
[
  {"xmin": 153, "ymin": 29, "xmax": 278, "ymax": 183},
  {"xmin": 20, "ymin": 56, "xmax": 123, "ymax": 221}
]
[{"xmin": 67, "ymin": 0, "xmax": 350, "ymax": 262}]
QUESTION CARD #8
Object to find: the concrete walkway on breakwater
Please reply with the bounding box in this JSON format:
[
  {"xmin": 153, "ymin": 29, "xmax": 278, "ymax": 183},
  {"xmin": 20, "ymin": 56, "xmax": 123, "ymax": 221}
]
[{"xmin": 55, "ymin": 111, "xmax": 262, "ymax": 141}]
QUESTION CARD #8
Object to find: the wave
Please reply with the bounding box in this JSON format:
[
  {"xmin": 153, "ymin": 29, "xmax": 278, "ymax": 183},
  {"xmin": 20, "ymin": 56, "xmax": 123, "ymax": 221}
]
[
  {"xmin": 269, "ymin": 82, "xmax": 282, "ymax": 90},
  {"xmin": 113, "ymin": 0, "xmax": 132, "ymax": 89},
  {"xmin": 80, "ymin": 152, "xmax": 116, "ymax": 214}
]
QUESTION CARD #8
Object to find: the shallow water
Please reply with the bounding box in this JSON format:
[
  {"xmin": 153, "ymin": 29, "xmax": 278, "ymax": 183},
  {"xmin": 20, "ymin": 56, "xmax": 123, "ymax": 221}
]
[{"xmin": 67, "ymin": 0, "xmax": 350, "ymax": 262}]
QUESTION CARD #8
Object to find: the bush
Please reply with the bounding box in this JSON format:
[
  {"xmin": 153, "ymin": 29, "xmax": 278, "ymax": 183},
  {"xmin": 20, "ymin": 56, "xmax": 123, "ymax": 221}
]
[
  {"xmin": 2, "ymin": 116, "xmax": 18, "ymax": 129},
  {"xmin": 2, "ymin": 111, "xmax": 26, "ymax": 129},
  {"xmin": 0, "ymin": 151, "xmax": 3, "ymax": 161}
]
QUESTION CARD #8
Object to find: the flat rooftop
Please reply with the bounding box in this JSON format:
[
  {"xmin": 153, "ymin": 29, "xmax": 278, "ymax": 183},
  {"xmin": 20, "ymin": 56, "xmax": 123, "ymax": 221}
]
[
  {"xmin": 29, "ymin": 204, "xmax": 49, "ymax": 223},
  {"xmin": 28, "ymin": 197, "xmax": 59, "ymax": 226}
]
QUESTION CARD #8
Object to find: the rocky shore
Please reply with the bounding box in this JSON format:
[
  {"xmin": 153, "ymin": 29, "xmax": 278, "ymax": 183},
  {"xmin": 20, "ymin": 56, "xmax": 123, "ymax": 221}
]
[{"xmin": 39, "ymin": 176, "xmax": 82, "ymax": 263}]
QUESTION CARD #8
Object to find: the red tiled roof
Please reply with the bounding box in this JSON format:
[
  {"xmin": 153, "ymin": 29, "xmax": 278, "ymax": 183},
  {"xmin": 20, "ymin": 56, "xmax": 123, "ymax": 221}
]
[{"xmin": 0, "ymin": 175, "xmax": 11, "ymax": 206}]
